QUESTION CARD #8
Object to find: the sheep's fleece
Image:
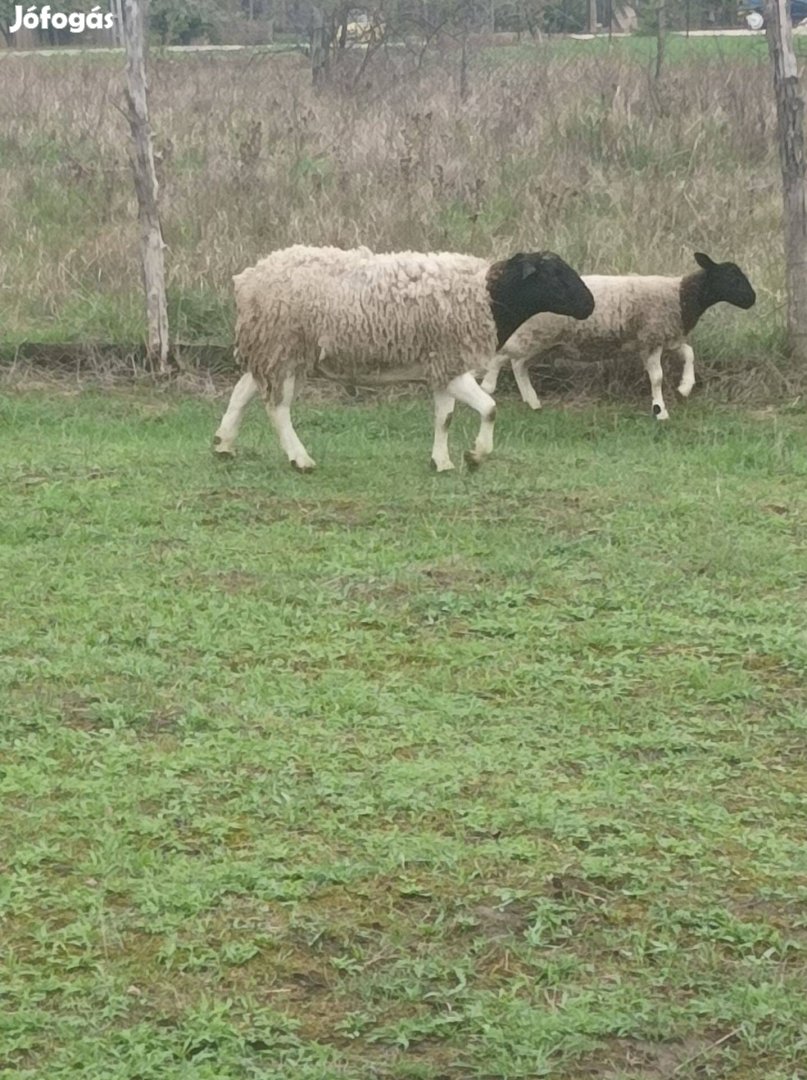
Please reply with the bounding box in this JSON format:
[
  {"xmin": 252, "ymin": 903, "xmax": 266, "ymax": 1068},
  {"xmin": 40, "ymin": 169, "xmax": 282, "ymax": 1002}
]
[
  {"xmin": 501, "ymin": 274, "xmax": 689, "ymax": 360},
  {"xmin": 234, "ymin": 244, "xmax": 504, "ymax": 399}
]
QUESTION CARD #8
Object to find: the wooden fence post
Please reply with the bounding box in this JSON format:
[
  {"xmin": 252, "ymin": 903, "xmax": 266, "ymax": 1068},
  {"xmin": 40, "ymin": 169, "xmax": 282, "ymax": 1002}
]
[
  {"xmin": 765, "ymin": 0, "xmax": 807, "ymax": 364},
  {"xmin": 123, "ymin": 0, "xmax": 170, "ymax": 374}
]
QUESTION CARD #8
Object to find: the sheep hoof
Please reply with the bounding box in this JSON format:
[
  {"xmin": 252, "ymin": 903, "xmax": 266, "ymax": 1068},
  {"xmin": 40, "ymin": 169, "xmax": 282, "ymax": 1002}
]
[
  {"xmin": 291, "ymin": 459, "xmax": 316, "ymax": 473},
  {"xmin": 678, "ymin": 381, "xmax": 694, "ymax": 398},
  {"xmin": 430, "ymin": 458, "xmax": 455, "ymax": 473},
  {"xmin": 464, "ymin": 450, "xmax": 482, "ymax": 470},
  {"xmin": 652, "ymin": 405, "xmax": 669, "ymax": 421},
  {"xmin": 212, "ymin": 437, "xmax": 235, "ymax": 457}
]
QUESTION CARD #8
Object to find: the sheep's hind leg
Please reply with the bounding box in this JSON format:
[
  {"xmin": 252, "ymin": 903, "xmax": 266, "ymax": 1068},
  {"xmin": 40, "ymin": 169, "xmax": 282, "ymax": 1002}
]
[
  {"xmin": 644, "ymin": 347, "xmax": 669, "ymax": 420},
  {"xmin": 676, "ymin": 344, "xmax": 695, "ymax": 397},
  {"xmin": 213, "ymin": 371, "xmax": 258, "ymax": 455},
  {"xmin": 430, "ymin": 389, "xmax": 456, "ymax": 472},
  {"xmin": 479, "ymin": 359, "xmax": 503, "ymax": 395},
  {"xmin": 266, "ymin": 375, "xmax": 316, "ymax": 471},
  {"xmin": 447, "ymin": 372, "xmax": 497, "ymax": 469},
  {"xmin": 511, "ymin": 356, "xmax": 541, "ymax": 410}
]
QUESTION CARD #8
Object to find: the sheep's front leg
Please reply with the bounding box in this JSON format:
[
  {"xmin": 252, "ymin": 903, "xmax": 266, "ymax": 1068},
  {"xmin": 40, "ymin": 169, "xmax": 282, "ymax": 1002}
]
[
  {"xmin": 213, "ymin": 371, "xmax": 259, "ymax": 455},
  {"xmin": 644, "ymin": 347, "xmax": 668, "ymax": 420},
  {"xmin": 511, "ymin": 356, "xmax": 542, "ymax": 410},
  {"xmin": 266, "ymin": 375, "xmax": 316, "ymax": 471},
  {"xmin": 676, "ymin": 343, "xmax": 696, "ymax": 397},
  {"xmin": 447, "ymin": 371, "xmax": 497, "ymax": 469},
  {"xmin": 430, "ymin": 389, "xmax": 456, "ymax": 472}
]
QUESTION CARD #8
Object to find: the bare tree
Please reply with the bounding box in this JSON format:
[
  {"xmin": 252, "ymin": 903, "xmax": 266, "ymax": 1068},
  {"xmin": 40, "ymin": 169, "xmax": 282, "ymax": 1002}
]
[
  {"xmin": 109, "ymin": 0, "xmax": 124, "ymax": 45},
  {"xmin": 123, "ymin": 0, "xmax": 170, "ymax": 374},
  {"xmin": 765, "ymin": 0, "xmax": 807, "ymax": 364},
  {"xmin": 588, "ymin": 0, "xmax": 598, "ymax": 34},
  {"xmin": 310, "ymin": 4, "xmax": 331, "ymax": 86},
  {"xmin": 655, "ymin": 0, "xmax": 665, "ymax": 79},
  {"xmin": 459, "ymin": 3, "xmax": 470, "ymax": 102}
]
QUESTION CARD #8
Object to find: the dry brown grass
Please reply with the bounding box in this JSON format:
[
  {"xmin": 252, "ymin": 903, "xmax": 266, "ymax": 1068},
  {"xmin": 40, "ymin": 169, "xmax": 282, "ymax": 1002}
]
[{"xmin": 0, "ymin": 41, "xmax": 796, "ymax": 396}]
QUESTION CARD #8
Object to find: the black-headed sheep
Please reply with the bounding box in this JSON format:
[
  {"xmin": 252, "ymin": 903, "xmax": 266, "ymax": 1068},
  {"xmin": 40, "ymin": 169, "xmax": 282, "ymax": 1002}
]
[
  {"xmin": 480, "ymin": 253, "xmax": 756, "ymax": 419},
  {"xmin": 213, "ymin": 244, "xmax": 594, "ymax": 471}
]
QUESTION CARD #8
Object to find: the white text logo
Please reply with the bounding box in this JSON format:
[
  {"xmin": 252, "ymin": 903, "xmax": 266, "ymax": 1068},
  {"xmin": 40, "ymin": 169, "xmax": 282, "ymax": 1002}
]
[{"xmin": 9, "ymin": 5, "xmax": 116, "ymax": 33}]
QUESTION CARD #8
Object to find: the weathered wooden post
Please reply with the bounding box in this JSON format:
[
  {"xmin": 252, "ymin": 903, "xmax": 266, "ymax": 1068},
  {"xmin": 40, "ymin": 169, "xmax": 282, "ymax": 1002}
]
[
  {"xmin": 122, "ymin": 0, "xmax": 170, "ymax": 374},
  {"xmin": 765, "ymin": 0, "xmax": 807, "ymax": 364}
]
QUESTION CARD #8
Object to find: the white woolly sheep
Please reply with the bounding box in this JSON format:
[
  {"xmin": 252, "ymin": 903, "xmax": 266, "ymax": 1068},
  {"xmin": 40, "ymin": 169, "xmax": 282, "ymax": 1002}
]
[
  {"xmin": 479, "ymin": 253, "xmax": 756, "ymax": 419},
  {"xmin": 212, "ymin": 244, "xmax": 594, "ymax": 471}
]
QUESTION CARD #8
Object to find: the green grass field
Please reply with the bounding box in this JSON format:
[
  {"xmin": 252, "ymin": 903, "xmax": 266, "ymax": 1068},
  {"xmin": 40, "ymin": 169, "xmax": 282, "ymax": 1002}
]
[{"xmin": 2, "ymin": 382, "xmax": 807, "ymax": 1078}]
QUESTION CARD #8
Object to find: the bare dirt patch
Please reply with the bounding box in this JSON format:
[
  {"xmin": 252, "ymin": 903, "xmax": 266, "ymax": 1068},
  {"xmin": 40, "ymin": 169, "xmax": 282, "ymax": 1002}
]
[{"xmin": 578, "ymin": 1031, "xmax": 739, "ymax": 1079}]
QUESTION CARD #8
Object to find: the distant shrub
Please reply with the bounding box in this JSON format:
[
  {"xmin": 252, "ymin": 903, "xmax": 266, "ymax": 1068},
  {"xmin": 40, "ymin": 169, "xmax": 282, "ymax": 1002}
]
[{"xmin": 150, "ymin": 0, "xmax": 234, "ymax": 45}]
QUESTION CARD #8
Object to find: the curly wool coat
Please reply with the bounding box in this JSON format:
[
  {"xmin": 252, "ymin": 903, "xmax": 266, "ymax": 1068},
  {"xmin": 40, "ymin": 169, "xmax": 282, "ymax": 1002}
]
[{"xmin": 233, "ymin": 245, "xmax": 504, "ymax": 401}]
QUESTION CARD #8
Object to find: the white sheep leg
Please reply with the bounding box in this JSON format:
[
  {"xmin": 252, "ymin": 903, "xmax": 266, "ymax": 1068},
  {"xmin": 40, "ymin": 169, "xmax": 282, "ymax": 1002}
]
[
  {"xmin": 677, "ymin": 343, "xmax": 696, "ymax": 397},
  {"xmin": 479, "ymin": 359, "xmax": 503, "ymax": 395},
  {"xmin": 644, "ymin": 347, "xmax": 669, "ymax": 420},
  {"xmin": 512, "ymin": 357, "xmax": 542, "ymax": 410},
  {"xmin": 430, "ymin": 390, "xmax": 457, "ymax": 472},
  {"xmin": 266, "ymin": 375, "xmax": 316, "ymax": 471},
  {"xmin": 213, "ymin": 371, "xmax": 259, "ymax": 454},
  {"xmin": 447, "ymin": 371, "xmax": 497, "ymax": 469}
]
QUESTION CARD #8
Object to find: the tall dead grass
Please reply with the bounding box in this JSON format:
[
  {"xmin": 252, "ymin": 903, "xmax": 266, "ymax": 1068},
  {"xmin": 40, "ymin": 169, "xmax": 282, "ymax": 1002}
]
[{"xmin": 0, "ymin": 44, "xmax": 796, "ymax": 396}]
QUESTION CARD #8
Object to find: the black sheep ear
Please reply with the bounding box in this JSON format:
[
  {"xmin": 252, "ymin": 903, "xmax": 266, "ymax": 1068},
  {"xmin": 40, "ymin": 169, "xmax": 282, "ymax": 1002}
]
[{"xmin": 694, "ymin": 252, "xmax": 715, "ymax": 270}]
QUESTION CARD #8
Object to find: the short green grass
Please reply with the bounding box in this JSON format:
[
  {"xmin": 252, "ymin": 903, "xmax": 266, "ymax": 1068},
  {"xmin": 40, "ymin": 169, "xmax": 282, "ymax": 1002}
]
[
  {"xmin": 2, "ymin": 384, "xmax": 807, "ymax": 1079},
  {"xmin": 481, "ymin": 30, "xmax": 794, "ymax": 65}
]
